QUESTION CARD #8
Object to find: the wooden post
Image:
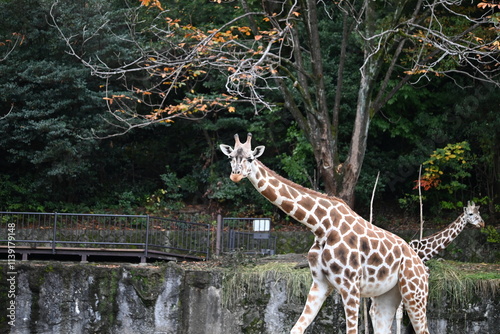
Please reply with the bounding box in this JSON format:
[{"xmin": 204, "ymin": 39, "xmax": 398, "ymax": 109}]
[
  {"xmin": 216, "ymin": 214, "xmax": 222, "ymax": 256},
  {"xmin": 418, "ymin": 165, "xmax": 424, "ymax": 240}
]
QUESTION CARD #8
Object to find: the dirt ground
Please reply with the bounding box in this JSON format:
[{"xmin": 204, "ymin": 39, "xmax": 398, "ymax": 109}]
[{"xmin": 178, "ymin": 252, "xmax": 500, "ymax": 275}]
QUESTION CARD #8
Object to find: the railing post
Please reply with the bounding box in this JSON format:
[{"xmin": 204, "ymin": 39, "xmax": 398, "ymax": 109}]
[
  {"xmin": 206, "ymin": 223, "xmax": 211, "ymax": 260},
  {"xmin": 216, "ymin": 214, "xmax": 222, "ymax": 256},
  {"xmin": 144, "ymin": 215, "xmax": 150, "ymax": 259},
  {"xmin": 52, "ymin": 212, "xmax": 58, "ymax": 254}
]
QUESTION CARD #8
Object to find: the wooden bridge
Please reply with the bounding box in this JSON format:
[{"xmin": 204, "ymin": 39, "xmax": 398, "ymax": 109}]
[{"xmin": 0, "ymin": 212, "xmax": 211, "ymax": 263}]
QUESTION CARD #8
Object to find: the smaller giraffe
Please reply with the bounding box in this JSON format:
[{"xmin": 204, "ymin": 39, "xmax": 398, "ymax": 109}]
[
  {"xmin": 395, "ymin": 201, "xmax": 485, "ymax": 333},
  {"xmin": 409, "ymin": 201, "xmax": 485, "ymax": 262}
]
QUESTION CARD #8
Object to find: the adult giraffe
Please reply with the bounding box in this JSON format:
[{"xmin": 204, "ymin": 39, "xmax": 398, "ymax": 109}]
[{"xmin": 220, "ymin": 133, "xmax": 430, "ymax": 334}]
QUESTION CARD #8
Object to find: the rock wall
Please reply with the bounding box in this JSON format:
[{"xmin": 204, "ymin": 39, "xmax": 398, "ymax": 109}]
[{"xmin": 1, "ymin": 261, "xmax": 499, "ymax": 334}]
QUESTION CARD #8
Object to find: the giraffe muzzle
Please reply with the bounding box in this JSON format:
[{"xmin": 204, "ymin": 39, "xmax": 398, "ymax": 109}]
[{"xmin": 230, "ymin": 173, "xmax": 244, "ymax": 182}]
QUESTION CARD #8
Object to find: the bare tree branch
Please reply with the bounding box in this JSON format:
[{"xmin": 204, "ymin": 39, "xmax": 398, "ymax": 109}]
[
  {"xmin": 50, "ymin": 0, "xmax": 499, "ymax": 201},
  {"xmin": 0, "ymin": 32, "xmax": 23, "ymax": 62},
  {"xmin": 1, "ymin": 104, "xmax": 14, "ymax": 120}
]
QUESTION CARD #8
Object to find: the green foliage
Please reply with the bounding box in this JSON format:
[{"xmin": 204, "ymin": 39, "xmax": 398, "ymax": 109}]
[
  {"xmin": 206, "ymin": 176, "xmax": 274, "ymax": 216},
  {"xmin": 208, "ymin": 177, "xmax": 249, "ymax": 203},
  {"xmin": 481, "ymin": 226, "xmax": 500, "ymax": 244},
  {"xmin": 438, "ymin": 200, "xmax": 464, "ymax": 210},
  {"xmin": 145, "ymin": 166, "xmax": 201, "ymax": 214},
  {"xmin": 278, "ymin": 125, "xmax": 316, "ymax": 188},
  {"xmin": 397, "ymin": 193, "xmax": 425, "ymax": 213},
  {"xmin": 160, "ymin": 166, "xmax": 198, "ymax": 200},
  {"xmin": 395, "ymin": 140, "xmax": 479, "ymax": 213},
  {"xmin": 117, "ymin": 191, "xmax": 141, "ymax": 215},
  {"xmin": 0, "ymin": 0, "xmax": 497, "ymax": 221},
  {"xmin": 438, "ymin": 197, "xmax": 489, "ymax": 211},
  {"xmin": 0, "ymin": 0, "xmax": 112, "ymax": 208},
  {"xmin": 0, "ymin": 0, "xmax": 177, "ymax": 211},
  {"xmin": 421, "ymin": 141, "xmax": 473, "ymax": 193},
  {"xmin": 419, "ymin": 141, "xmax": 476, "ymax": 211},
  {"xmin": 0, "ymin": 175, "xmax": 45, "ymax": 212}
]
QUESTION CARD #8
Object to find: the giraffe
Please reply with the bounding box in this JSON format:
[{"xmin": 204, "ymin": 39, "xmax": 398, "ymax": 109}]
[
  {"xmin": 394, "ymin": 201, "xmax": 485, "ymax": 333},
  {"xmin": 220, "ymin": 133, "xmax": 430, "ymax": 334},
  {"xmin": 409, "ymin": 201, "xmax": 485, "ymax": 262}
]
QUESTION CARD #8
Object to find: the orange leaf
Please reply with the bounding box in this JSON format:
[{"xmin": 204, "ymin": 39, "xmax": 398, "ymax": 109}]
[
  {"xmin": 103, "ymin": 97, "xmax": 114, "ymax": 104},
  {"xmin": 139, "ymin": 0, "xmax": 164, "ymax": 10}
]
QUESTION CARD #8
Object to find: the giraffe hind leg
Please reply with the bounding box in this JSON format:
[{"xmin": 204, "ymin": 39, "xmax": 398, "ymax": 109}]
[
  {"xmin": 369, "ymin": 285, "xmax": 401, "ymax": 334},
  {"xmin": 400, "ymin": 271, "xmax": 429, "ymax": 333},
  {"xmin": 403, "ymin": 299, "xmax": 429, "ymax": 334}
]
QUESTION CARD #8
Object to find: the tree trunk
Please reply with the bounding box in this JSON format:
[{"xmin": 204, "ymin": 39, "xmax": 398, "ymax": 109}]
[
  {"xmin": 339, "ymin": 71, "xmax": 372, "ymax": 205},
  {"xmin": 337, "ymin": 0, "xmax": 376, "ymax": 206},
  {"xmin": 309, "ymin": 121, "xmax": 337, "ymax": 197},
  {"xmin": 304, "ymin": 0, "xmax": 338, "ymax": 197}
]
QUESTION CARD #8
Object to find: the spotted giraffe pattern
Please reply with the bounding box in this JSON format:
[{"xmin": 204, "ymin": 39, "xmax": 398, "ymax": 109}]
[
  {"xmin": 394, "ymin": 201, "xmax": 485, "ymax": 333},
  {"xmin": 409, "ymin": 201, "xmax": 484, "ymax": 262},
  {"xmin": 220, "ymin": 133, "xmax": 430, "ymax": 334}
]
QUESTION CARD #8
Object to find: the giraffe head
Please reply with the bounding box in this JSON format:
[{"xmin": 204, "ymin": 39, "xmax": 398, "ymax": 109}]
[
  {"xmin": 463, "ymin": 201, "xmax": 485, "ymax": 228},
  {"xmin": 219, "ymin": 133, "xmax": 265, "ymax": 182}
]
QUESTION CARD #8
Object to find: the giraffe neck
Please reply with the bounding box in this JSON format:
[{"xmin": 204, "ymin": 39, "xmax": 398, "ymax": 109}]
[
  {"xmin": 248, "ymin": 160, "xmax": 351, "ymax": 236},
  {"xmin": 419, "ymin": 213, "xmax": 467, "ymax": 259}
]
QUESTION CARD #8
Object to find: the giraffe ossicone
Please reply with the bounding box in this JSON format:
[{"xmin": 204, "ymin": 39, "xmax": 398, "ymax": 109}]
[{"xmin": 220, "ymin": 133, "xmax": 430, "ymax": 334}]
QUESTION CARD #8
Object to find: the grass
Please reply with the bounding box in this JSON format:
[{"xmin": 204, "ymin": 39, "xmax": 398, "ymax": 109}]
[
  {"xmin": 221, "ymin": 258, "xmax": 500, "ymax": 309},
  {"xmin": 221, "ymin": 262, "xmax": 312, "ymax": 307},
  {"xmin": 427, "ymin": 259, "xmax": 500, "ymax": 307}
]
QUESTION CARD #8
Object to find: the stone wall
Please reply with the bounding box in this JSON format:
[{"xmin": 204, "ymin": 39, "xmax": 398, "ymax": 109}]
[{"xmin": 1, "ymin": 261, "xmax": 499, "ymax": 334}]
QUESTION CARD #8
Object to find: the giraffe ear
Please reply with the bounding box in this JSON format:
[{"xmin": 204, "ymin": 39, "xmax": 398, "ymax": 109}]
[
  {"xmin": 219, "ymin": 144, "xmax": 233, "ymax": 157},
  {"xmin": 252, "ymin": 145, "xmax": 265, "ymax": 158}
]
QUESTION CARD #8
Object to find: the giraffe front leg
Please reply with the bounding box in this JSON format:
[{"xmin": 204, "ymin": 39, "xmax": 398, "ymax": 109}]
[{"xmin": 291, "ymin": 280, "xmax": 332, "ymax": 334}]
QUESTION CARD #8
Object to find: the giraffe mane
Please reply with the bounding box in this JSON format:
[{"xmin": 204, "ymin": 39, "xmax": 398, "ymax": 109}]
[
  {"xmin": 418, "ymin": 212, "xmax": 465, "ymax": 241},
  {"xmin": 256, "ymin": 160, "xmax": 350, "ymax": 207}
]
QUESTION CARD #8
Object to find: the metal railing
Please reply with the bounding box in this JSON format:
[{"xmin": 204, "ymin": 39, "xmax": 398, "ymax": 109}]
[
  {"xmin": 0, "ymin": 212, "xmax": 210, "ymax": 261},
  {"xmin": 218, "ymin": 217, "xmax": 276, "ymax": 255}
]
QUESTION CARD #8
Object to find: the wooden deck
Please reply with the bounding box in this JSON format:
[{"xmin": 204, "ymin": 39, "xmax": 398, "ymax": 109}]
[
  {"xmin": 0, "ymin": 212, "xmax": 211, "ymax": 263},
  {"xmin": 0, "ymin": 245, "xmax": 204, "ymax": 263}
]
